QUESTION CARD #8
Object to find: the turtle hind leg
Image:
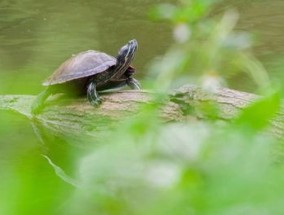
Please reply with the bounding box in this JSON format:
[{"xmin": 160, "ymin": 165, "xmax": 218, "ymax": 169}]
[
  {"xmin": 126, "ymin": 77, "xmax": 141, "ymax": 90},
  {"xmin": 87, "ymin": 81, "xmax": 101, "ymax": 106},
  {"xmin": 31, "ymin": 88, "xmax": 52, "ymax": 115}
]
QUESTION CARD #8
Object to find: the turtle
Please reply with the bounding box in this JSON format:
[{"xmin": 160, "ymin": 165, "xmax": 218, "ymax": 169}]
[{"xmin": 31, "ymin": 39, "xmax": 140, "ymax": 114}]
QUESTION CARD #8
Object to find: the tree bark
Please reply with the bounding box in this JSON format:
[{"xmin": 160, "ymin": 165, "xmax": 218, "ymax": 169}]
[{"xmin": 0, "ymin": 85, "xmax": 282, "ymax": 138}]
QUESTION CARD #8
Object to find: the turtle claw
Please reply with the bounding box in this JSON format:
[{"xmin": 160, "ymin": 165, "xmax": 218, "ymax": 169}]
[
  {"xmin": 127, "ymin": 77, "xmax": 141, "ymax": 90},
  {"xmin": 89, "ymin": 97, "xmax": 102, "ymax": 107}
]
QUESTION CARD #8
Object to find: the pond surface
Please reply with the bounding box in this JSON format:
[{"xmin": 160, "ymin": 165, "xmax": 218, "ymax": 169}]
[
  {"xmin": 1, "ymin": 0, "xmax": 284, "ymax": 95},
  {"xmin": 223, "ymin": 0, "xmax": 284, "ymax": 90},
  {"xmin": 0, "ymin": 0, "xmax": 174, "ymax": 94}
]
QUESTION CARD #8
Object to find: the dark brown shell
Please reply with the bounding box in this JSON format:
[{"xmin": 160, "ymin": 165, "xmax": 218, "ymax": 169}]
[{"xmin": 43, "ymin": 50, "xmax": 116, "ymax": 86}]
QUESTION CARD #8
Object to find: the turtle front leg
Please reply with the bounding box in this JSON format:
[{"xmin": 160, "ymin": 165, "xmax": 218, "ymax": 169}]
[
  {"xmin": 87, "ymin": 81, "xmax": 101, "ymax": 106},
  {"xmin": 126, "ymin": 77, "xmax": 141, "ymax": 90}
]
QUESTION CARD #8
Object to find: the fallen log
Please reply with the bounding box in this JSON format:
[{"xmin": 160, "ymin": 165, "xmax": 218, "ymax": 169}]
[{"xmin": 0, "ymin": 85, "xmax": 282, "ymax": 138}]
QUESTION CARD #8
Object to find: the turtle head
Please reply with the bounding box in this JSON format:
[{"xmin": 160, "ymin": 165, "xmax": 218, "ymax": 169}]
[{"xmin": 114, "ymin": 39, "xmax": 138, "ymax": 77}]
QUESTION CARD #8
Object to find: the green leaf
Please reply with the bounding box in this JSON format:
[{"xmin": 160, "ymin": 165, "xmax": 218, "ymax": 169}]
[{"xmin": 234, "ymin": 90, "xmax": 281, "ymax": 131}]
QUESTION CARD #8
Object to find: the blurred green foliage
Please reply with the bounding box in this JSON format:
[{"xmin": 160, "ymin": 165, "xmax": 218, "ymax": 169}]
[
  {"xmin": 148, "ymin": 0, "xmax": 271, "ymax": 94},
  {"xmin": 1, "ymin": 0, "xmax": 284, "ymax": 215}
]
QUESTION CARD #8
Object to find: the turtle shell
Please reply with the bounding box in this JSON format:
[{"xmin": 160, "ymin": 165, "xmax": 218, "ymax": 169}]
[{"xmin": 43, "ymin": 50, "xmax": 116, "ymax": 86}]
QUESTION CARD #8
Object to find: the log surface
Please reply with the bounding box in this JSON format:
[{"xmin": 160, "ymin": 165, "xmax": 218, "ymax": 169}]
[{"xmin": 0, "ymin": 85, "xmax": 282, "ymax": 137}]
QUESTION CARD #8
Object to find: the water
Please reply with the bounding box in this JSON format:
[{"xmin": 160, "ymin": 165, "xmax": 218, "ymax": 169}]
[
  {"xmin": 1, "ymin": 0, "xmax": 284, "ymax": 94},
  {"xmin": 227, "ymin": 0, "xmax": 284, "ymax": 57},
  {"xmin": 219, "ymin": 0, "xmax": 284, "ymax": 90},
  {"xmin": 0, "ymin": 0, "xmax": 174, "ymax": 94}
]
